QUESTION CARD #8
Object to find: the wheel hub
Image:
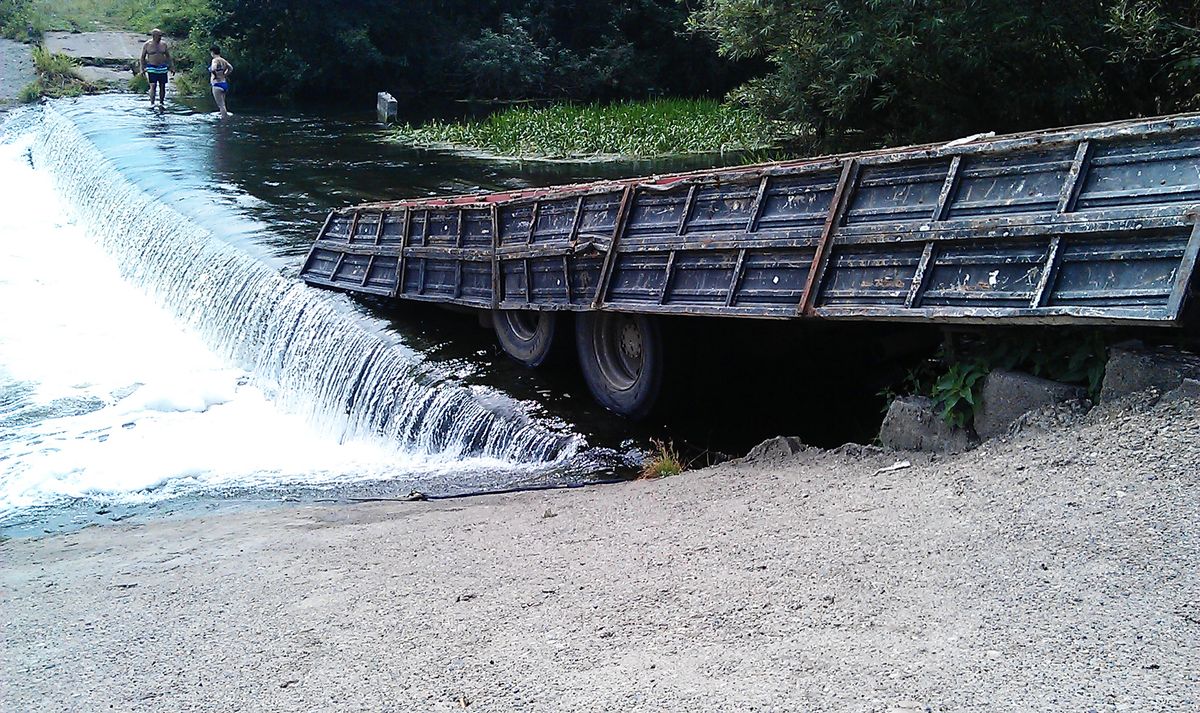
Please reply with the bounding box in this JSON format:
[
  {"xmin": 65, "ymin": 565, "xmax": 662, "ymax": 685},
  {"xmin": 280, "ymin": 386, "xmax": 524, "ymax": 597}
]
[{"xmin": 619, "ymin": 321, "xmax": 642, "ymax": 360}]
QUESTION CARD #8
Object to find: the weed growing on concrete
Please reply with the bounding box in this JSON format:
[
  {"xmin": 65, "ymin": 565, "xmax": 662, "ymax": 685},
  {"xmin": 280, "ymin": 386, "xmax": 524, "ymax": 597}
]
[{"xmin": 640, "ymin": 439, "xmax": 684, "ymax": 480}]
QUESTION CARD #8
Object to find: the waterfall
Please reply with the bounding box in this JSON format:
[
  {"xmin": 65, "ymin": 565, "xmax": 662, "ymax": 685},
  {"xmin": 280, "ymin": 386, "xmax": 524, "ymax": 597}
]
[{"xmin": 29, "ymin": 107, "xmax": 580, "ymax": 464}]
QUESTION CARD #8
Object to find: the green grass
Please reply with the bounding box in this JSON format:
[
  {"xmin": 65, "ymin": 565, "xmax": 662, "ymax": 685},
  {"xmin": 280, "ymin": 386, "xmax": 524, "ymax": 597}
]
[
  {"xmin": 639, "ymin": 439, "xmax": 684, "ymax": 480},
  {"xmin": 397, "ymin": 99, "xmax": 784, "ymax": 159},
  {"xmin": 20, "ymin": 45, "xmax": 96, "ymax": 101},
  {"xmin": 1, "ymin": 1, "xmax": 208, "ymax": 39}
]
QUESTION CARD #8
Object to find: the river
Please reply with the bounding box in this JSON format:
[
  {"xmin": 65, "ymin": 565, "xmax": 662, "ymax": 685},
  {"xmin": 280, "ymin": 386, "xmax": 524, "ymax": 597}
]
[{"xmin": 2, "ymin": 95, "xmax": 786, "ymax": 534}]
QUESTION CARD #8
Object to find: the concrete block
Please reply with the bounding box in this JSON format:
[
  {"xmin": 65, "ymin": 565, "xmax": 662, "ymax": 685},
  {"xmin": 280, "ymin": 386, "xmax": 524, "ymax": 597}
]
[
  {"xmin": 377, "ymin": 91, "xmax": 398, "ymax": 124},
  {"xmin": 879, "ymin": 396, "xmax": 975, "ymax": 454},
  {"xmin": 974, "ymin": 369, "xmax": 1086, "ymax": 440},
  {"xmin": 1100, "ymin": 342, "xmax": 1200, "ymax": 403}
]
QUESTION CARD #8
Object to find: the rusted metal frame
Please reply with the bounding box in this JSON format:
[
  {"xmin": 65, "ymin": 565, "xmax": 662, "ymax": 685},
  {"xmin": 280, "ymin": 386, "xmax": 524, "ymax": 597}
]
[
  {"xmin": 1082, "ymin": 185, "xmax": 1200, "ymax": 203},
  {"xmin": 591, "ymin": 185, "xmax": 635, "ymax": 309},
  {"xmin": 657, "ymin": 251, "xmax": 678, "ymax": 305},
  {"xmin": 813, "ymin": 303, "xmax": 1177, "ymax": 325},
  {"xmin": 921, "ymin": 289, "xmax": 1038, "ymax": 302},
  {"xmin": 559, "ymin": 196, "xmax": 585, "ymax": 302},
  {"xmin": 1029, "ymin": 236, "xmax": 1064, "ymax": 308},
  {"xmin": 1166, "ymin": 216, "xmax": 1200, "ymax": 319},
  {"xmin": 904, "ymin": 242, "xmax": 937, "ymax": 308},
  {"xmin": 832, "ymin": 213, "xmax": 1189, "ymax": 245},
  {"xmin": 300, "ymin": 210, "xmax": 336, "ymax": 277},
  {"xmin": 1055, "ymin": 286, "xmax": 1174, "ymax": 299},
  {"xmin": 604, "ymin": 233, "xmax": 820, "ymax": 254},
  {"xmin": 391, "ymin": 208, "xmax": 411, "ymax": 298},
  {"xmin": 302, "ymin": 274, "xmax": 395, "ymax": 298},
  {"xmin": 398, "ymin": 246, "xmax": 491, "ymax": 259},
  {"xmin": 1090, "ymin": 144, "xmax": 1200, "ymax": 167},
  {"xmin": 562, "ymin": 255, "xmax": 573, "ymax": 304},
  {"xmin": 1057, "ymin": 141, "xmax": 1092, "ymax": 213},
  {"xmin": 676, "ymin": 185, "xmax": 698, "ymax": 235},
  {"xmin": 329, "ymin": 210, "xmax": 361, "ymax": 281},
  {"xmin": 526, "ymin": 201, "xmax": 541, "ymax": 245},
  {"xmin": 360, "ymin": 210, "xmax": 387, "ymax": 288},
  {"xmin": 523, "ymin": 258, "xmax": 533, "ymax": 305},
  {"xmin": 489, "ymin": 204, "xmax": 501, "ymax": 309},
  {"xmin": 724, "ymin": 248, "xmax": 750, "ymax": 308},
  {"xmin": 600, "ymin": 302, "xmax": 796, "ymax": 320},
  {"xmin": 798, "ymin": 160, "xmax": 859, "ymax": 316},
  {"xmin": 452, "ymin": 209, "xmax": 466, "ymax": 299},
  {"xmin": 745, "ymin": 176, "xmax": 771, "ymax": 233},
  {"xmin": 932, "ymin": 156, "xmax": 962, "ymax": 221}
]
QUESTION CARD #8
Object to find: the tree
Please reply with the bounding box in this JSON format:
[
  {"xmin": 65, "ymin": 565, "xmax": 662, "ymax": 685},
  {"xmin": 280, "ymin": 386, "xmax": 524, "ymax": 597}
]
[{"xmin": 690, "ymin": 0, "xmax": 1200, "ymax": 148}]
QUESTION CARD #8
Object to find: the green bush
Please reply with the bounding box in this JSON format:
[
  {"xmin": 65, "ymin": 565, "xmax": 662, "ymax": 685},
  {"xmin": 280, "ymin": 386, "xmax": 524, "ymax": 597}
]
[
  {"xmin": 0, "ymin": 0, "xmax": 44, "ymax": 40},
  {"xmin": 691, "ymin": 0, "xmax": 1200, "ymax": 150}
]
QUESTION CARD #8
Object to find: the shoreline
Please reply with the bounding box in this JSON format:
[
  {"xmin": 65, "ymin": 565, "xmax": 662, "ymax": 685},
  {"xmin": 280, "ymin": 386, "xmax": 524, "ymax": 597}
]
[{"xmin": 4, "ymin": 392, "xmax": 1196, "ymax": 711}]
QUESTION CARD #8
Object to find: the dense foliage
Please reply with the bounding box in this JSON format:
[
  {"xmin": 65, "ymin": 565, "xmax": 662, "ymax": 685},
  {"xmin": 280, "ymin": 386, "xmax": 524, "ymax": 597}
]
[
  {"xmin": 202, "ymin": 0, "xmax": 741, "ymax": 102},
  {"xmin": 690, "ymin": 0, "xmax": 1200, "ymax": 147}
]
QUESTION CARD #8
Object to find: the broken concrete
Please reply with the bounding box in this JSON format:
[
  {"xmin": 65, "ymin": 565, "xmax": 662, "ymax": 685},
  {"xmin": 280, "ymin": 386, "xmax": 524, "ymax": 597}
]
[
  {"xmin": 741, "ymin": 436, "xmax": 807, "ymax": 464},
  {"xmin": 1160, "ymin": 378, "xmax": 1200, "ymax": 405},
  {"xmin": 72, "ymin": 66, "xmax": 133, "ymax": 87},
  {"xmin": 974, "ymin": 369, "xmax": 1087, "ymax": 440},
  {"xmin": 44, "ymin": 31, "xmax": 149, "ymax": 67},
  {"xmin": 1100, "ymin": 342, "xmax": 1200, "ymax": 403},
  {"xmin": 879, "ymin": 395, "xmax": 976, "ymax": 454}
]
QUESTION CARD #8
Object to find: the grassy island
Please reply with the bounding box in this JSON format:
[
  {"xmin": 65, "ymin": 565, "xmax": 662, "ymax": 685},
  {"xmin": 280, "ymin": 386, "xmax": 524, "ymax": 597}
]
[{"xmin": 396, "ymin": 99, "xmax": 784, "ymax": 160}]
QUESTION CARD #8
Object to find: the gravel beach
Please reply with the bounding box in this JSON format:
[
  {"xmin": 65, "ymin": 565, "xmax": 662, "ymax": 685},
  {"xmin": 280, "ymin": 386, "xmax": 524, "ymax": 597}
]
[{"xmin": 2, "ymin": 393, "xmax": 1197, "ymax": 712}]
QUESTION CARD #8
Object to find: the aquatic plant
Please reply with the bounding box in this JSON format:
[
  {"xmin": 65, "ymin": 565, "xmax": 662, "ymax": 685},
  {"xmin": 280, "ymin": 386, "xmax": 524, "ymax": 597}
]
[{"xmin": 397, "ymin": 99, "xmax": 789, "ymax": 159}]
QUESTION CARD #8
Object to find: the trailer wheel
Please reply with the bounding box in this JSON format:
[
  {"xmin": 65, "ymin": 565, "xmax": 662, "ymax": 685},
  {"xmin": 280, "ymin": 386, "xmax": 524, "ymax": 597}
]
[
  {"xmin": 492, "ymin": 309, "xmax": 557, "ymax": 367},
  {"xmin": 576, "ymin": 312, "xmax": 663, "ymax": 419}
]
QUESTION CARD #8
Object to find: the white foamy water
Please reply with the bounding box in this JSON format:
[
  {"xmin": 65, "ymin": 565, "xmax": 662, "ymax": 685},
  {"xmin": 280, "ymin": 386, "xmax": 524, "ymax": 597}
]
[{"xmin": 0, "ymin": 106, "xmax": 585, "ymax": 519}]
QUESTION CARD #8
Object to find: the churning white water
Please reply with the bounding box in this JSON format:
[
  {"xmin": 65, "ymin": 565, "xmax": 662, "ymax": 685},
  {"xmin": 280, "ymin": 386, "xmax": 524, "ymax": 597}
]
[{"xmin": 0, "ymin": 105, "xmax": 585, "ymax": 521}]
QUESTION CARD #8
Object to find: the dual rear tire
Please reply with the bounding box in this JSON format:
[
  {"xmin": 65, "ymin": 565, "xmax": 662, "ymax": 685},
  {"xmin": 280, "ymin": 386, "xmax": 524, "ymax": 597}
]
[{"xmin": 491, "ymin": 309, "xmax": 662, "ymax": 420}]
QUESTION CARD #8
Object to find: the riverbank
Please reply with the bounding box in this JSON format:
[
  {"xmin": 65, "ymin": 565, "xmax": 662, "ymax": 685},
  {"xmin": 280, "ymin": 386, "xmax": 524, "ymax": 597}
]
[
  {"xmin": 397, "ymin": 99, "xmax": 786, "ymax": 160},
  {"xmin": 4, "ymin": 389, "xmax": 1196, "ymax": 712}
]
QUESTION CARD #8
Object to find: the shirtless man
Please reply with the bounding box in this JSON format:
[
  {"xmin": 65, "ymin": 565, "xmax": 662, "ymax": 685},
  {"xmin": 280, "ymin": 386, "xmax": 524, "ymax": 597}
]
[{"xmin": 139, "ymin": 29, "xmax": 174, "ymax": 107}]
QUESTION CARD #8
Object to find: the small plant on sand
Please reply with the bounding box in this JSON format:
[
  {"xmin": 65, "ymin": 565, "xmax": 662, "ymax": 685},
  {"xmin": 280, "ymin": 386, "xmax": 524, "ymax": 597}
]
[{"xmin": 639, "ymin": 439, "xmax": 684, "ymax": 480}]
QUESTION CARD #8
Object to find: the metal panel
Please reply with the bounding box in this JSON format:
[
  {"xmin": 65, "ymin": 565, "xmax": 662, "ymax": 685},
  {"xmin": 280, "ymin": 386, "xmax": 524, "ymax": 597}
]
[{"xmin": 302, "ymin": 112, "xmax": 1200, "ymax": 326}]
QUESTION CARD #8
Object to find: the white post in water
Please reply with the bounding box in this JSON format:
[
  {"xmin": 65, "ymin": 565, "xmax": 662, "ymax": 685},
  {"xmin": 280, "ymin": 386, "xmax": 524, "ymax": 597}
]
[{"xmin": 377, "ymin": 92, "xmax": 398, "ymax": 125}]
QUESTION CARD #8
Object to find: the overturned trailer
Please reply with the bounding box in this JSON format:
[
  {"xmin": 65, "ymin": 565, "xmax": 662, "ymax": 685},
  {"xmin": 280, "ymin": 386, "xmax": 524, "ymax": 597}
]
[{"xmin": 301, "ymin": 113, "xmax": 1200, "ymax": 418}]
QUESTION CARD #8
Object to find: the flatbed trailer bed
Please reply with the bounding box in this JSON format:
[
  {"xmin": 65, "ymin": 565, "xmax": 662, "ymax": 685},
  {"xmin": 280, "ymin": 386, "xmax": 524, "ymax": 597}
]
[{"xmin": 301, "ymin": 113, "xmax": 1200, "ymax": 417}]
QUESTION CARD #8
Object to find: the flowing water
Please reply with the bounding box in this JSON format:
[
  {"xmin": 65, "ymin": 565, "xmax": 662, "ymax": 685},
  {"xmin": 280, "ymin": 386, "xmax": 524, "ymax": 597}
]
[{"xmin": 1, "ymin": 95, "xmax": 774, "ymax": 534}]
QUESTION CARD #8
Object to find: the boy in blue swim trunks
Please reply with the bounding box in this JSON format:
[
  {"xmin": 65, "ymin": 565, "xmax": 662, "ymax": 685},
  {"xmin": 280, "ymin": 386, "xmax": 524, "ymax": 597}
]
[{"xmin": 139, "ymin": 29, "xmax": 174, "ymax": 107}]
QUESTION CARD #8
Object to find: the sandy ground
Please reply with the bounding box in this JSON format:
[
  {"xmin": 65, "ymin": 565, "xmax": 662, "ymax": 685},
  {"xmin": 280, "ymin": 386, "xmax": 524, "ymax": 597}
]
[
  {"xmin": 2, "ymin": 393, "xmax": 1197, "ymax": 712},
  {"xmin": 0, "ymin": 39, "xmax": 35, "ymax": 106}
]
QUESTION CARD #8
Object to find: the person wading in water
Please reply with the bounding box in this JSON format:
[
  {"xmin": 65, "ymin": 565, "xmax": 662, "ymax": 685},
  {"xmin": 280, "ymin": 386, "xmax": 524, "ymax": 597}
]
[
  {"xmin": 139, "ymin": 29, "xmax": 174, "ymax": 107},
  {"xmin": 209, "ymin": 45, "xmax": 234, "ymax": 120}
]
